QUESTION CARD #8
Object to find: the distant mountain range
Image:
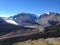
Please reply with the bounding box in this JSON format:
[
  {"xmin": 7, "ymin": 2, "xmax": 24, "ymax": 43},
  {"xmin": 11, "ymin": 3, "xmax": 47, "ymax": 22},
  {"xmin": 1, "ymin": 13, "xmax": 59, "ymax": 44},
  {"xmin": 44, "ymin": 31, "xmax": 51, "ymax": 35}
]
[{"xmin": 0, "ymin": 12, "xmax": 60, "ymax": 27}]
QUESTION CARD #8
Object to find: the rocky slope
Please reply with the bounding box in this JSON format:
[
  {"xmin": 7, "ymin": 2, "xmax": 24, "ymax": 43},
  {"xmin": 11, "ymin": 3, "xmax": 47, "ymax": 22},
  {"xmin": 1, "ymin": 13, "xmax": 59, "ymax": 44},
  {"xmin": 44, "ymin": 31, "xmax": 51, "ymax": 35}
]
[
  {"xmin": 38, "ymin": 12, "xmax": 60, "ymax": 27},
  {"xmin": 13, "ymin": 13, "xmax": 39, "ymax": 26}
]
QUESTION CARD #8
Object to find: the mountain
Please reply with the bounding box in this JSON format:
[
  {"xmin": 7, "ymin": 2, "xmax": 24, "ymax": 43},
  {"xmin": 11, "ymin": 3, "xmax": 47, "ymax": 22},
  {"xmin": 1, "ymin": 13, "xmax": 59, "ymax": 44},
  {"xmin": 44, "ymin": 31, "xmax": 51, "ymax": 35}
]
[
  {"xmin": 0, "ymin": 17, "xmax": 6, "ymax": 24},
  {"xmin": 38, "ymin": 12, "xmax": 60, "ymax": 27},
  {"xmin": 0, "ymin": 12, "xmax": 60, "ymax": 27},
  {"xmin": 12, "ymin": 13, "xmax": 39, "ymax": 26}
]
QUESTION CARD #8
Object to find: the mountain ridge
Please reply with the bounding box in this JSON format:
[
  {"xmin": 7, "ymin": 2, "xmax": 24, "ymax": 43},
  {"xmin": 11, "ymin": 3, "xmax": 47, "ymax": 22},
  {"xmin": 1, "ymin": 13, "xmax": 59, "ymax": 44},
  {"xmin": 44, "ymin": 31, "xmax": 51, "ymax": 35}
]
[{"xmin": 0, "ymin": 12, "xmax": 60, "ymax": 27}]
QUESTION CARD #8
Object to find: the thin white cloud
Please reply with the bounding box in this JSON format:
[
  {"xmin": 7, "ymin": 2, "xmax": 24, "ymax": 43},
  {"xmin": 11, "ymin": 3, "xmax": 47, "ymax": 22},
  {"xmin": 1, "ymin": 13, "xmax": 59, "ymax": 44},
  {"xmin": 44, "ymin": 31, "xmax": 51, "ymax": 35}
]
[{"xmin": 0, "ymin": 14, "xmax": 9, "ymax": 17}]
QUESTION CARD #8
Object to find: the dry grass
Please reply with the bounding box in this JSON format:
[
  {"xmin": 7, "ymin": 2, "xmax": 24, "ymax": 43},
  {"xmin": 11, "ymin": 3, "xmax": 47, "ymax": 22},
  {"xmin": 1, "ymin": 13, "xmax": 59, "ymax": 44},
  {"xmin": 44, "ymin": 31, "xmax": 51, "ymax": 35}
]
[{"xmin": 13, "ymin": 37, "xmax": 60, "ymax": 45}]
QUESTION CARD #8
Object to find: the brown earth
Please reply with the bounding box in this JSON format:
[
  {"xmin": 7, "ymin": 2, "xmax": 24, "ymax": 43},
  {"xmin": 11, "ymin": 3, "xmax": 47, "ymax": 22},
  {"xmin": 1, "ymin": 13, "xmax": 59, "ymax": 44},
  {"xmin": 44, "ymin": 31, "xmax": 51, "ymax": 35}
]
[{"xmin": 13, "ymin": 37, "xmax": 60, "ymax": 45}]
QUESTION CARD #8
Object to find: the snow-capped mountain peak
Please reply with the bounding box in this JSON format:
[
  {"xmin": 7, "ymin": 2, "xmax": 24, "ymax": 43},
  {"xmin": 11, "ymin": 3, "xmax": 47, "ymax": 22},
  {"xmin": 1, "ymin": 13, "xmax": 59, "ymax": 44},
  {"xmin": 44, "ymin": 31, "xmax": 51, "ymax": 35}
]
[{"xmin": 45, "ymin": 12, "xmax": 50, "ymax": 15}]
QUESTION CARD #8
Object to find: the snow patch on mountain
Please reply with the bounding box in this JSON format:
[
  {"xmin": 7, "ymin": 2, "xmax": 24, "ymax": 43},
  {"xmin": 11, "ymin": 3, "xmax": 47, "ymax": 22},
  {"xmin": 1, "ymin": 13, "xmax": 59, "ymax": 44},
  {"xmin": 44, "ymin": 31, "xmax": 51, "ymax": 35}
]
[
  {"xmin": 5, "ymin": 20, "xmax": 19, "ymax": 25},
  {"xmin": 3, "ymin": 17, "xmax": 19, "ymax": 25}
]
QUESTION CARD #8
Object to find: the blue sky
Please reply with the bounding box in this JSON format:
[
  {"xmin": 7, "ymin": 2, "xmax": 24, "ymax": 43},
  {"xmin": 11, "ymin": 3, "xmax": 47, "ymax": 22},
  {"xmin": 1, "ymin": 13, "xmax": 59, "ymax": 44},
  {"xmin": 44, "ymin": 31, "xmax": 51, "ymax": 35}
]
[{"xmin": 0, "ymin": 0, "xmax": 60, "ymax": 17}]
